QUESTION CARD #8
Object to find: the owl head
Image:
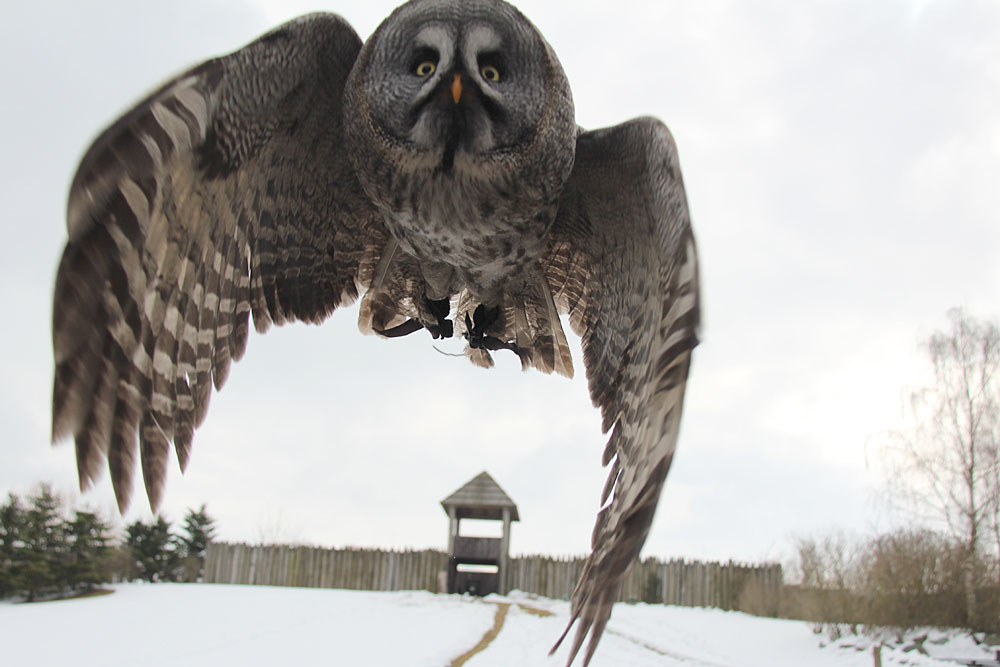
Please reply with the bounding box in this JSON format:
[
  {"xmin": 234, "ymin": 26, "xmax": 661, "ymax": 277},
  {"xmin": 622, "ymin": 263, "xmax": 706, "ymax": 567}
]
[{"xmin": 344, "ymin": 0, "xmax": 576, "ymax": 208}]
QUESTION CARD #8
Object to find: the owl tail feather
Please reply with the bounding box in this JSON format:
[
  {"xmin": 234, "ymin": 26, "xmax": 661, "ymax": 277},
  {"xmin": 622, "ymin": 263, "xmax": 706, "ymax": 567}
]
[
  {"xmin": 358, "ymin": 238, "xmax": 435, "ymax": 336},
  {"xmin": 455, "ymin": 272, "xmax": 574, "ymax": 378},
  {"xmin": 526, "ymin": 275, "xmax": 574, "ymax": 378}
]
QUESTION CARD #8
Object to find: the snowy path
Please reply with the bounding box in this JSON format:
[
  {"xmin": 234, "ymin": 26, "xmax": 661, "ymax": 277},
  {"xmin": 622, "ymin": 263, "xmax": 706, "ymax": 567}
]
[{"xmin": 1, "ymin": 584, "xmax": 993, "ymax": 666}]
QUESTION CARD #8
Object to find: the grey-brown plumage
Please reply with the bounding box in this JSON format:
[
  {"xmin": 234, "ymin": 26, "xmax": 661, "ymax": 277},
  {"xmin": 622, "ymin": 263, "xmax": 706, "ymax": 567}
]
[{"xmin": 51, "ymin": 2, "xmax": 699, "ymax": 665}]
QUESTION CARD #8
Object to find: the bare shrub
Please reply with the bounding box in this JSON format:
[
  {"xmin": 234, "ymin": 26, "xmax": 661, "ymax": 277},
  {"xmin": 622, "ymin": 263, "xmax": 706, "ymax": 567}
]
[
  {"xmin": 789, "ymin": 532, "xmax": 866, "ymax": 634},
  {"xmin": 860, "ymin": 528, "xmax": 964, "ymax": 630},
  {"xmin": 786, "ymin": 528, "xmax": 1000, "ymax": 634}
]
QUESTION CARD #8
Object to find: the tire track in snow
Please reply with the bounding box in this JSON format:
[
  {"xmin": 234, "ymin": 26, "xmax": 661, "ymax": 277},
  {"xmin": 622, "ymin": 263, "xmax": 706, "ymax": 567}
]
[
  {"xmin": 450, "ymin": 599, "xmax": 736, "ymax": 666},
  {"xmin": 605, "ymin": 627, "xmax": 736, "ymax": 667}
]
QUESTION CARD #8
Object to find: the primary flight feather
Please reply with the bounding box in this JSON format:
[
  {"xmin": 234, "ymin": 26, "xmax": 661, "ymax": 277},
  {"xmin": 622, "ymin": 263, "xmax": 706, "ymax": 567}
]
[{"xmin": 51, "ymin": 1, "xmax": 700, "ymax": 664}]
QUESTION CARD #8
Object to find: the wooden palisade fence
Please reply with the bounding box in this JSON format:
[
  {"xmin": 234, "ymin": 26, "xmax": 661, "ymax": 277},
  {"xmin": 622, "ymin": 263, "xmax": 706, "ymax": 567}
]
[{"xmin": 205, "ymin": 543, "xmax": 781, "ymax": 611}]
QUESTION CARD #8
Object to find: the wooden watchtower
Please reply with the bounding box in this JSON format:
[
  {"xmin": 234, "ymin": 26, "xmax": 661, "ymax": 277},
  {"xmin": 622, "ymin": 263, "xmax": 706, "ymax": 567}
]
[{"xmin": 441, "ymin": 471, "xmax": 519, "ymax": 596}]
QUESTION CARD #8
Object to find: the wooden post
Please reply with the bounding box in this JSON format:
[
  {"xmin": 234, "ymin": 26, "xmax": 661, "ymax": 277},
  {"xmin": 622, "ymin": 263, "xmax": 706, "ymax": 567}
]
[
  {"xmin": 447, "ymin": 507, "xmax": 459, "ymax": 593},
  {"xmin": 499, "ymin": 507, "xmax": 511, "ymax": 594},
  {"xmin": 448, "ymin": 507, "xmax": 459, "ymax": 553}
]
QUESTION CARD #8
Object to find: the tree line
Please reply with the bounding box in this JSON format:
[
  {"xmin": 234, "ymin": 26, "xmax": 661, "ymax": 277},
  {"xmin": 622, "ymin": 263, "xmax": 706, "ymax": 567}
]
[
  {"xmin": 0, "ymin": 484, "xmax": 215, "ymax": 602},
  {"xmin": 788, "ymin": 309, "xmax": 1000, "ymax": 635}
]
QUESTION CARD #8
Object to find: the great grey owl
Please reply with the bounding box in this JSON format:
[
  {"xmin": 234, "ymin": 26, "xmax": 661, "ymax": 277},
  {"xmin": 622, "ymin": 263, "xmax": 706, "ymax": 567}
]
[{"xmin": 51, "ymin": 1, "xmax": 699, "ymax": 664}]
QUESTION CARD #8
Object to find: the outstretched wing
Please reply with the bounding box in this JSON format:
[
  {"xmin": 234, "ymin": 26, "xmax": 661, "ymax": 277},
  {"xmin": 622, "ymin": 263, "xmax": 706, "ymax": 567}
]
[
  {"xmin": 52, "ymin": 14, "xmax": 388, "ymax": 512},
  {"xmin": 543, "ymin": 117, "xmax": 700, "ymax": 666}
]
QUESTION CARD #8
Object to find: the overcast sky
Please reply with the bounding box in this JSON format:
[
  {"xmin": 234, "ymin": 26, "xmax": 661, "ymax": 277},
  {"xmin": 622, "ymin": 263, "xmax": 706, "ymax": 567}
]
[{"xmin": 1, "ymin": 0, "xmax": 998, "ymax": 565}]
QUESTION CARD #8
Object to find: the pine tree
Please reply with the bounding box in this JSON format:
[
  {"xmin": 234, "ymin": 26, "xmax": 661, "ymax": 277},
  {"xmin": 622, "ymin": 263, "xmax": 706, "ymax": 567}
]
[
  {"xmin": 179, "ymin": 505, "xmax": 216, "ymax": 581},
  {"xmin": 17, "ymin": 484, "xmax": 66, "ymax": 601},
  {"xmin": 0, "ymin": 494, "xmax": 26, "ymax": 598},
  {"xmin": 1, "ymin": 486, "xmax": 120, "ymax": 600},
  {"xmin": 125, "ymin": 517, "xmax": 182, "ymax": 582},
  {"xmin": 63, "ymin": 510, "xmax": 113, "ymax": 592}
]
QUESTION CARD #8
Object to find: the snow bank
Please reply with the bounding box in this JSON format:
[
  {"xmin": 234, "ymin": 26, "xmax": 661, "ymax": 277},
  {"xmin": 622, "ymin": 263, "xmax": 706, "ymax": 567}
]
[
  {"xmin": 2, "ymin": 584, "xmax": 994, "ymax": 666},
  {"xmin": 0, "ymin": 583, "xmax": 493, "ymax": 666}
]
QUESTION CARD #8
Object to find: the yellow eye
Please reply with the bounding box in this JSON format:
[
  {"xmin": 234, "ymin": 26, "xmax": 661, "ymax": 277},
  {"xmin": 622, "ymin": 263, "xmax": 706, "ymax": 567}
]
[
  {"xmin": 415, "ymin": 61, "xmax": 436, "ymax": 77},
  {"xmin": 481, "ymin": 65, "xmax": 501, "ymax": 82}
]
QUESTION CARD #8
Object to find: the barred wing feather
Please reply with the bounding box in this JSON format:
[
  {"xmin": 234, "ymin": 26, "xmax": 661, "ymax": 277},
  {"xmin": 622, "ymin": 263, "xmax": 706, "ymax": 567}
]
[
  {"xmin": 51, "ymin": 14, "xmax": 386, "ymax": 512},
  {"xmin": 542, "ymin": 117, "xmax": 700, "ymax": 666}
]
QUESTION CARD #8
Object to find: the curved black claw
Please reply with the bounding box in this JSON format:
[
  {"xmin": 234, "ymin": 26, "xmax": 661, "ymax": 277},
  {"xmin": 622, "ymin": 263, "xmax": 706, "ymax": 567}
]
[
  {"xmin": 374, "ymin": 297, "xmax": 453, "ymax": 341},
  {"xmin": 463, "ymin": 304, "xmax": 519, "ymax": 355},
  {"xmin": 375, "ymin": 319, "xmax": 424, "ymax": 338},
  {"xmin": 425, "ymin": 297, "xmax": 453, "ymax": 340}
]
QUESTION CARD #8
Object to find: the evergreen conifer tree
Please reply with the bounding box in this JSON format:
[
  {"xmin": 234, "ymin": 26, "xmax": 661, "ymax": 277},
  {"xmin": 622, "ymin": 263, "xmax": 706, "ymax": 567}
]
[
  {"xmin": 179, "ymin": 505, "xmax": 216, "ymax": 581},
  {"xmin": 17, "ymin": 485, "xmax": 66, "ymax": 601},
  {"xmin": 64, "ymin": 510, "xmax": 113, "ymax": 592},
  {"xmin": 0, "ymin": 494, "xmax": 26, "ymax": 598},
  {"xmin": 125, "ymin": 517, "xmax": 182, "ymax": 582}
]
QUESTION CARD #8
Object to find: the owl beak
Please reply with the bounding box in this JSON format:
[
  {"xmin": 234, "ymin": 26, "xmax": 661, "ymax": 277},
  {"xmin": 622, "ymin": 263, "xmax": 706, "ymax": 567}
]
[{"xmin": 451, "ymin": 74, "xmax": 463, "ymax": 104}]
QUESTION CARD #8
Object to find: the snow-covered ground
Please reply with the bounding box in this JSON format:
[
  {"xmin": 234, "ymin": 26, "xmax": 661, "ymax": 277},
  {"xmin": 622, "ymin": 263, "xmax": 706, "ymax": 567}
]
[{"xmin": 1, "ymin": 583, "xmax": 994, "ymax": 666}]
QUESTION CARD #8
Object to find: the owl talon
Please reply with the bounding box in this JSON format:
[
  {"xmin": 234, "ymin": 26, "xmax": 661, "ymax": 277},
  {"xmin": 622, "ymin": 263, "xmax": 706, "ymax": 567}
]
[
  {"xmin": 375, "ymin": 297, "xmax": 454, "ymax": 340},
  {"xmin": 425, "ymin": 297, "xmax": 453, "ymax": 339},
  {"xmin": 375, "ymin": 319, "xmax": 424, "ymax": 338},
  {"xmin": 463, "ymin": 304, "xmax": 518, "ymax": 354}
]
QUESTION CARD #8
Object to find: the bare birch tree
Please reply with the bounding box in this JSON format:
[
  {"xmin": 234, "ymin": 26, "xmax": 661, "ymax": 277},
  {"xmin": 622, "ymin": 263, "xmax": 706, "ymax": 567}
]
[{"xmin": 879, "ymin": 308, "xmax": 1000, "ymax": 628}]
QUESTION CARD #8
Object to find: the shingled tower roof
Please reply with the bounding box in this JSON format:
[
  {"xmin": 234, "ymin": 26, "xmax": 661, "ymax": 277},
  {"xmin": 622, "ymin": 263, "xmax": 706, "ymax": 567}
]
[{"xmin": 441, "ymin": 471, "xmax": 520, "ymax": 522}]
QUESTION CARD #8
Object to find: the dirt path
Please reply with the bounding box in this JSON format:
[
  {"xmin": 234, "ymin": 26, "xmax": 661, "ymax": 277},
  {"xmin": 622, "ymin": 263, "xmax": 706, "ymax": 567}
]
[
  {"xmin": 450, "ymin": 603, "xmax": 510, "ymax": 666},
  {"xmin": 449, "ymin": 601, "xmax": 554, "ymax": 666}
]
